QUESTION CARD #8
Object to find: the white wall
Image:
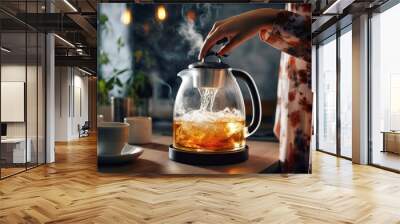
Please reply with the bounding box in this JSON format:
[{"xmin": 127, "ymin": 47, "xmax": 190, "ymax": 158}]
[
  {"xmin": 54, "ymin": 67, "xmax": 89, "ymax": 141},
  {"xmin": 1, "ymin": 63, "xmax": 46, "ymax": 164},
  {"xmin": 55, "ymin": 67, "xmax": 69, "ymax": 141},
  {"xmin": 1, "ymin": 65, "xmax": 26, "ymax": 139},
  {"xmin": 1, "ymin": 65, "xmax": 38, "ymax": 137},
  {"xmin": 71, "ymin": 73, "xmax": 89, "ymax": 138}
]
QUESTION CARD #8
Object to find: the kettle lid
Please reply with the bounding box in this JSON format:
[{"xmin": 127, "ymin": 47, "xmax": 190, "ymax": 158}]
[
  {"xmin": 189, "ymin": 61, "xmax": 229, "ymax": 69},
  {"xmin": 189, "ymin": 52, "xmax": 229, "ymax": 69}
]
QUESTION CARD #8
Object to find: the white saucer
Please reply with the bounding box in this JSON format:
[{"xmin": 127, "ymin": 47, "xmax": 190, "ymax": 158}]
[{"xmin": 98, "ymin": 144, "xmax": 144, "ymax": 165}]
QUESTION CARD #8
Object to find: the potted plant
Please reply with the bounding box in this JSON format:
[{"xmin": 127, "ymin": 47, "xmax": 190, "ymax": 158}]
[
  {"xmin": 127, "ymin": 70, "xmax": 153, "ymax": 116},
  {"xmin": 125, "ymin": 49, "xmax": 154, "ymax": 116},
  {"xmin": 98, "ymin": 13, "xmax": 135, "ymax": 121}
]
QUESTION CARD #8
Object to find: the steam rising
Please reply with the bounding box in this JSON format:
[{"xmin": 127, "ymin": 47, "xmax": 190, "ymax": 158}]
[
  {"xmin": 175, "ymin": 4, "xmax": 280, "ymax": 100},
  {"xmin": 152, "ymin": 4, "xmax": 280, "ymax": 100},
  {"xmin": 178, "ymin": 4, "xmax": 215, "ymax": 56},
  {"xmin": 178, "ymin": 21, "xmax": 204, "ymax": 56}
]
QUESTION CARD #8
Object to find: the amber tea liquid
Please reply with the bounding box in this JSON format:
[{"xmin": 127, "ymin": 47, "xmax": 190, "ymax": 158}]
[
  {"xmin": 173, "ymin": 118, "xmax": 245, "ymax": 152},
  {"xmin": 173, "ymin": 87, "xmax": 246, "ymax": 152}
]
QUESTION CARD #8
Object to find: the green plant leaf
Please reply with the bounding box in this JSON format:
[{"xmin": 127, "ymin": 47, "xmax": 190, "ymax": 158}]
[
  {"xmin": 99, "ymin": 52, "xmax": 110, "ymax": 65},
  {"xmin": 97, "ymin": 79, "xmax": 110, "ymax": 105},
  {"xmin": 114, "ymin": 68, "xmax": 129, "ymax": 76},
  {"xmin": 98, "ymin": 79, "xmax": 106, "ymax": 92},
  {"xmin": 117, "ymin": 37, "xmax": 125, "ymax": 47},
  {"xmin": 106, "ymin": 77, "xmax": 115, "ymax": 90},
  {"xmin": 99, "ymin": 14, "xmax": 108, "ymax": 25},
  {"xmin": 115, "ymin": 78, "xmax": 123, "ymax": 87},
  {"xmin": 117, "ymin": 37, "xmax": 125, "ymax": 52}
]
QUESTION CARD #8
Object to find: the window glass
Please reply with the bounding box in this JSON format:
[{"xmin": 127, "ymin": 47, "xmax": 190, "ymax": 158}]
[
  {"xmin": 371, "ymin": 3, "xmax": 400, "ymax": 171},
  {"xmin": 0, "ymin": 0, "xmax": 46, "ymax": 178},
  {"xmin": 339, "ymin": 28, "xmax": 352, "ymax": 158},
  {"xmin": 317, "ymin": 36, "xmax": 337, "ymax": 154},
  {"xmin": 1, "ymin": 31, "xmax": 28, "ymax": 177}
]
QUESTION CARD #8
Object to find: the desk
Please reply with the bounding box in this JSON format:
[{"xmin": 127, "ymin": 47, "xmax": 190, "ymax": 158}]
[
  {"xmin": 1, "ymin": 138, "xmax": 31, "ymax": 164},
  {"xmin": 98, "ymin": 135, "xmax": 279, "ymax": 175},
  {"xmin": 382, "ymin": 131, "xmax": 400, "ymax": 154}
]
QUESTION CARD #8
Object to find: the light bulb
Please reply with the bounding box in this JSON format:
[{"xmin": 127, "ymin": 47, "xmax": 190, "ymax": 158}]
[
  {"xmin": 156, "ymin": 5, "xmax": 167, "ymax": 21},
  {"xmin": 121, "ymin": 9, "xmax": 132, "ymax": 25}
]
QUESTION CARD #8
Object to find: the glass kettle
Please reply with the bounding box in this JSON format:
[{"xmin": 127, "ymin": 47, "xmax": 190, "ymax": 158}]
[{"xmin": 173, "ymin": 54, "xmax": 262, "ymax": 153}]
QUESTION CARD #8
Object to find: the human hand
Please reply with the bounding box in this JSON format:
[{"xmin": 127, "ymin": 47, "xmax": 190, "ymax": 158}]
[{"xmin": 198, "ymin": 8, "xmax": 280, "ymax": 60}]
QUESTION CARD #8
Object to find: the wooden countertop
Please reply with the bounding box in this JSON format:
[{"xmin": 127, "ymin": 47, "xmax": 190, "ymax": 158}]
[{"xmin": 98, "ymin": 135, "xmax": 279, "ymax": 174}]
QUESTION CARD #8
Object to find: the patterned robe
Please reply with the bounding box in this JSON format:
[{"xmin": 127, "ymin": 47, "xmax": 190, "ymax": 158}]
[{"xmin": 259, "ymin": 4, "xmax": 312, "ymax": 173}]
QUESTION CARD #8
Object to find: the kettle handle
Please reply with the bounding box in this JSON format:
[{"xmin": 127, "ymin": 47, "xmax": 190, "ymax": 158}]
[{"xmin": 230, "ymin": 69, "xmax": 262, "ymax": 137}]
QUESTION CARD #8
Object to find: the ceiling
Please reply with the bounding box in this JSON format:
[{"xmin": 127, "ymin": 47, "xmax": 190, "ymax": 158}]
[
  {"xmin": 0, "ymin": 0, "xmax": 97, "ymax": 74},
  {"xmin": 312, "ymin": 0, "xmax": 390, "ymax": 44},
  {"xmin": 2, "ymin": 0, "xmax": 392, "ymax": 75}
]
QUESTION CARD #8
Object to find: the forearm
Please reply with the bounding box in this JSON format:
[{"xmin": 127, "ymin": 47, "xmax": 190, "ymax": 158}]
[
  {"xmin": 198, "ymin": 8, "xmax": 309, "ymax": 59},
  {"xmin": 258, "ymin": 10, "xmax": 311, "ymax": 62},
  {"xmin": 241, "ymin": 8, "xmax": 282, "ymax": 31}
]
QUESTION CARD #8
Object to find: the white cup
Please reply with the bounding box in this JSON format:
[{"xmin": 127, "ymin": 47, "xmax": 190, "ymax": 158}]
[
  {"xmin": 98, "ymin": 122, "xmax": 129, "ymax": 156},
  {"xmin": 124, "ymin": 117, "xmax": 152, "ymax": 144}
]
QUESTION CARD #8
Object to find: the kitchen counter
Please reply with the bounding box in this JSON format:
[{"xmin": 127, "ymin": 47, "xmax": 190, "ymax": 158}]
[{"xmin": 98, "ymin": 135, "xmax": 279, "ymax": 174}]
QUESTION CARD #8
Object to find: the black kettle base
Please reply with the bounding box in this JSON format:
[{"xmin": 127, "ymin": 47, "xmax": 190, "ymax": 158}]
[{"xmin": 168, "ymin": 145, "xmax": 248, "ymax": 166}]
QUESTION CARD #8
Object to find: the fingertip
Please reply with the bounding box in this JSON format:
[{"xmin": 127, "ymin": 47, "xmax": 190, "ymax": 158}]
[
  {"xmin": 198, "ymin": 46, "xmax": 205, "ymax": 61},
  {"xmin": 199, "ymin": 46, "xmax": 210, "ymax": 60},
  {"xmin": 198, "ymin": 49, "xmax": 205, "ymax": 60},
  {"xmin": 217, "ymin": 47, "xmax": 228, "ymax": 57},
  {"xmin": 216, "ymin": 41, "xmax": 232, "ymax": 56}
]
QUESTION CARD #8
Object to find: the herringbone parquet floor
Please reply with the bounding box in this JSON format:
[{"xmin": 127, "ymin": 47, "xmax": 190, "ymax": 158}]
[{"xmin": 1, "ymin": 135, "xmax": 400, "ymax": 224}]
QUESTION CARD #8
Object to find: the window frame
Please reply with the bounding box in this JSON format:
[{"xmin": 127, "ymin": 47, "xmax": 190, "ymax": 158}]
[
  {"xmin": 0, "ymin": 1, "xmax": 48, "ymax": 180},
  {"xmin": 367, "ymin": 0, "xmax": 400, "ymax": 173},
  {"xmin": 315, "ymin": 24, "xmax": 353, "ymax": 161}
]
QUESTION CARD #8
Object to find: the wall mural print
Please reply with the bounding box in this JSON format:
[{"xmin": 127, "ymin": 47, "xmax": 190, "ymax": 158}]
[{"xmin": 97, "ymin": 3, "xmax": 312, "ymax": 174}]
